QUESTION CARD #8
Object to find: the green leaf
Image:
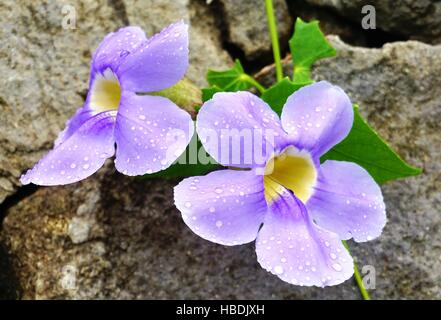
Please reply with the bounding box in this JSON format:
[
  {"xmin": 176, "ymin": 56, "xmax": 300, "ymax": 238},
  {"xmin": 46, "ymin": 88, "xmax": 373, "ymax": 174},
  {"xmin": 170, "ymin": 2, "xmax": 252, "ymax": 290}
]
[
  {"xmin": 289, "ymin": 18, "xmax": 336, "ymax": 82},
  {"xmin": 141, "ymin": 132, "xmax": 219, "ymax": 180},
  {"xmin": 201, "ymin": 85, "xmax": 222, "ymax": 102},
  {"xmin": 261, "ymin": 77, "xmax": 311, "ymax": 115},
  {"xmin": 321, "ymin": 106, "xmax": 422, "ymax": 184},
  {"xmin": 206, "ymin": 59, "xmax": 263, "ymax": 92}
]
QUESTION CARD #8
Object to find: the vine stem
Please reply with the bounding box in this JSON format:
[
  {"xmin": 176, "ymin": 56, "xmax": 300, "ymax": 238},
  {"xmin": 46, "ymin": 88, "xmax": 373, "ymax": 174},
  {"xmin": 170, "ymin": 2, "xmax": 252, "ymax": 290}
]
[
  {"xmin": 263, "ymin": 0, "xmax": 369, "ymax": 299},
  {"xmin": 342, "ymin": 240, "xmax": 371, "ymax": 300},
  {"xmin": 264, "ymin": 0, "xmax": 283, "ymax": 83}
]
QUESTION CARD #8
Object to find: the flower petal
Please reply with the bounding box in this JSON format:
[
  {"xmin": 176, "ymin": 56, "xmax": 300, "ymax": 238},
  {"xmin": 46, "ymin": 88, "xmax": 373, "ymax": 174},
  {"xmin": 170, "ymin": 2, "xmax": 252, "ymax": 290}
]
[
  {"xmin": 307, "ymin": 160, "xmax": 387, "ymax": 242},
  {"xmin": 197, "ymin": 91, "xmax": 290, "ymax": 169},
  {"xmin": 114, "ymin": 92, "xmax": 193, "ymax": 175},
  {"xmin": 281, "ymin": 81, "xmax": 353, "ymax": 157},
  {"xmin": 20, "ymin": 111, "xmax": 116, "ymax": 186},
  {"xmin": 174, "ymin": 169, "xmax": 268, "ymax": 246},
  {"xmin": 92, "ymin": 26, "xmax": 147, "ymax": 74},
  {"xmin": 54, "ymin": 104, "xmax": 95, "ymax": 147},
  {"xmin": 256, "ymin": 188, "xmax": 353, "ymax": 287},
  {"xmin": 117, "ymin": 22, "xmax": 188, "ymax": 92}
]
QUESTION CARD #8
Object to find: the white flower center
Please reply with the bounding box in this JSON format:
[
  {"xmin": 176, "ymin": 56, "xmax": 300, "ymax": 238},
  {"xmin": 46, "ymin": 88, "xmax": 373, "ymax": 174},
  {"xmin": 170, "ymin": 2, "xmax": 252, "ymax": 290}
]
[
  {"xmin": 263, "ymin": 146, "xmax": 317, "ymax": 204},
  {"xmin": 89, "ymin": 69, "xmax": 121, "ymax": 112}
]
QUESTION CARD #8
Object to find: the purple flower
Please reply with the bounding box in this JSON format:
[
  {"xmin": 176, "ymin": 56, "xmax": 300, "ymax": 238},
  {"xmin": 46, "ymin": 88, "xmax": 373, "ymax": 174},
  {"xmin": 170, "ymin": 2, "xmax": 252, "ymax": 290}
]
[
  {"xmin": 21, "ymin": 22, "xmax": 194, "ymax": 186},
  {"xmin": 174, "ymin": 81, "xmax": 386, "ymax": 287}
]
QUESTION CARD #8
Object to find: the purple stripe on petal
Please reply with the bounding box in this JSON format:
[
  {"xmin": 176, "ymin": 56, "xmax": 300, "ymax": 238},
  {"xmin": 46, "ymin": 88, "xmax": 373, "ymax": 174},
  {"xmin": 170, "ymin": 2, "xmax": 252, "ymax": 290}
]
[
  {"xmin": 92, "ymin": 26, "xmax": 146, "ymax": 74},
  {"xmin": 20, "ymin": 111, "xmax": 116, "ymax": 186},
  {"xmin": 117, "ymin": 22, "xmax": 189, "ymax": 93},
  {"xmin": 256, "ymin": 188, "xmax": 353, "ymax": 287},
  {"xmin": 174, "ymin": 169, "xmax": 268, "ymax": 246},
  {"xmin": 114, "ymin": 92, "xmax": 194, "ymax": 175},
  {"xmin": 281, "ymin": 81, "xmax": 353, "ymax": 157},
  {"xmin": 307, "ymin": 160, "xmax": 387, "ymax": 242},
  {"xmin": 197, "ymin": 91, "xmax": 290, "ymax": 169}
]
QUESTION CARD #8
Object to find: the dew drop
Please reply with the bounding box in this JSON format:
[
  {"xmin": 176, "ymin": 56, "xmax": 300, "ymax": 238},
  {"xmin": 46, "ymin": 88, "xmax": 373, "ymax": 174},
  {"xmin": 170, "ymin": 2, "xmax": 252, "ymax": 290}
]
[
  {"xmin": 215, "ymin": 188, "xmax": 223, "ymax": 194},
  {"xmin": 274, "ymin": 265, "xmax": 284, "ymax": 274},
  {"xmin": 332, "ymin": 263, "xmax": 342, "ymax": 271}
]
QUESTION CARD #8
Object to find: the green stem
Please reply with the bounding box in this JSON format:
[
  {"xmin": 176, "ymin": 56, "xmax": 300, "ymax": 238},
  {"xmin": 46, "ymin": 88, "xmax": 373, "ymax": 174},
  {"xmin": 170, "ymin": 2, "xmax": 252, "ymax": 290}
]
[
  {"xmin": 243, "ymin": 74, "xmax": 266, "ymax": 93},
  {"xmin": 264, "ymin": 0, "xmax": 283, "ymax": 83},
  {"xmin": 342, "ymin": 240, "xmax": 371, "ymax": 300}
]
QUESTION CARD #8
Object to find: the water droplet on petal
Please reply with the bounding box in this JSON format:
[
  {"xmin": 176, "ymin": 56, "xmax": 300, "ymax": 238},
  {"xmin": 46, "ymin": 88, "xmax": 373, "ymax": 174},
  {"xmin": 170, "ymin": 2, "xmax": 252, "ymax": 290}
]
[
  {"xmin": 332, "ymin": 263, "xmax": 342, "ymax": 271},
  {"xmin": 274, "ymin": 265, "xmax": 284, "ymax": 274}
]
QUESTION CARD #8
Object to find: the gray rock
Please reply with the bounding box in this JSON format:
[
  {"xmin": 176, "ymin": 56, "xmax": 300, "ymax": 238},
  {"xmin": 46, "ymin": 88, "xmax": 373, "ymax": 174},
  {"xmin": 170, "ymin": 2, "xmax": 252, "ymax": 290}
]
[
  {"xmin": 0, "ymin": 0, "xmax": 122, "ymax": 204},
  {"xmin": 219, "ymin": 0, "xmax": 293, "ymax": 61},
  {"xmin": 302, "ymin": 0, "xmax": 441, "ymax": 43},
  {"xmin": 286, "ymin": 0, "xmax": 371, "ymax": 47},
  {"xmin": 257, "ymin": 36, "xmax": 441, "ymax": 299},
  {"xmin": 124, "ymin": 0, "xmax": 232, "ymax": 86},
  {"xmin": 0, "ymin": 0, "xmax": 231, "ymax": 204},
  {"xmin": 2, "ymin": 35, "xmax": 441, "ymax": 298},
  {"xmin": 1, "ymin": 0, "xmax": 440, "ymax": 300},
  {"xmin": 0, "ymin": 165, "xmax": 361, "ymax": 299},
  {"xmin": 314, "ymin": 38, "xmax": 441, "ymax": 299}
]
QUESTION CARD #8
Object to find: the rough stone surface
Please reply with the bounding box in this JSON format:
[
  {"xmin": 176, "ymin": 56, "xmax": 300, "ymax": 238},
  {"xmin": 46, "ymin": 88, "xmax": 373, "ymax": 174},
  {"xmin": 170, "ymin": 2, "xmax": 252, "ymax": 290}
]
[
  {"xmin": 0, "ymin": 0, "xmax": 231, "ymax": 204},
  {"xmin": 313, "ymin": 38, "xmax": 441, "ymax": 299},
  {"xmin": 287, "ymin": 0, "xmax": 371, "ymax": 47},
  {"xmin": 302, "ymin": 0, "xmax": 441, "ymax": 44},
  {"xmin": 219, "ymin": 0, "xmax": 293, "ymax": 61},
  {"xmin": 0, "ymin": 0, "xmax": 121, "ymax": 204},
  {"xmin": 257, "ymin": 36, "xmax": 441, "ymax": 299},
  {"xmin": 0, "ymin": 165, "xmax": 362, "ymax": 299},
  {"xmin": 1, "ymin": 35, "xmax": 441, "ymax": 299},
  {"xmin": 125, "ymin": 0, "xmax": 232, "ymax": 86},
  {"xmin": 1, "ymin": 0, "xmax": 441, "ymax": 300}
]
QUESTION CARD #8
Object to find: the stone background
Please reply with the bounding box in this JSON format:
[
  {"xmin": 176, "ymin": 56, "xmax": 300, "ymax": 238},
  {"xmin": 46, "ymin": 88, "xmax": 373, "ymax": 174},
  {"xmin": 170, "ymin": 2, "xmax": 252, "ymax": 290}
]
[{"xmin": 0, "ymin": 0, "xmax": 440, "ymax": 299}]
